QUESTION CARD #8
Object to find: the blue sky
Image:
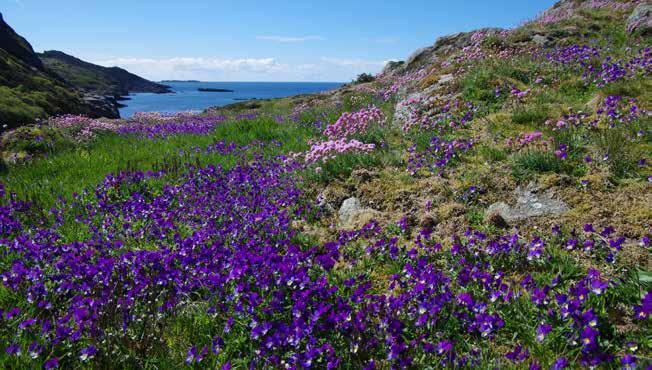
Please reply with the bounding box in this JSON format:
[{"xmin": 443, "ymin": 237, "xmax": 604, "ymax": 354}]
[{"xmin": 2, "ymin": 0, "xmax": 557, "ymax": 81}]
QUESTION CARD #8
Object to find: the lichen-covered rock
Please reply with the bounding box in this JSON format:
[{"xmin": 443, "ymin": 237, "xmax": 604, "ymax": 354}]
[
  {"xmin": 531, "ymin": 34, "xmax": 549, "ymax": 46},
  {"xmin": 487, "ymin": 182, "xmax": 569, "ymax": 225},
  {"xmin": 339, "ymin": 197, "xmax": 363, "ymax": 226},
  {"xmin": 627, "ymin": 2, "xmax": 652, "ymax": 35},
  {"xmin": 393, "ymin": 92, "xmax": 426, "ymax": 127},
  {"xmin": 338, "ymin": 197, "xmax": 384, "ymax": 229},
  {"xmin": 317, "ymin": 184, "xmax": 351, "ymax": 215}
]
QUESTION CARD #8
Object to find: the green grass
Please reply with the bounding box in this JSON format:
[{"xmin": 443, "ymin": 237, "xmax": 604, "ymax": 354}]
[
  {"xmin": 511, "ymin": 105, "xmax": 549, "ymax": 125},
  {"xmin": 511, "ymin": 150, "xmax": 564, "ymax": 180},
  {"xmin": 0, "ymin": 116, "xmax": 314, "ymax": 208},
  {"xmin": 478, "ymin": 144, "xmax": 508, "ymax": 163}
]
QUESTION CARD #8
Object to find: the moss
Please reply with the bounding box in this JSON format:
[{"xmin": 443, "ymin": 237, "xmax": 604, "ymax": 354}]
[
  {"xmin": 436, "ymin": 202, "xmax": 466, "ymax": 219},
  {"xmin": 511, "ymin": 105, "xmax": 550, "ymax": 125}
]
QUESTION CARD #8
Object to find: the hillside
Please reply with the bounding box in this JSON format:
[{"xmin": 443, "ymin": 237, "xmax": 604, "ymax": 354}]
[
  {"xmin": 0, "ymin": 12, "xmax": 103, "ymax": 129},
  {"xmin": 0, "ymin": 0, "xmax": 650, "ymax": 369},
  {"xmin": 0, "ymin": 13, "xmax": 170, "ymax": 130},
  {"xmin": 39, "ymin": 50, "xmax": 171, "ymax": 96}
]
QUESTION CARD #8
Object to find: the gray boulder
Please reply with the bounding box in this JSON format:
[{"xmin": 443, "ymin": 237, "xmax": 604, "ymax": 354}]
[
  {"xmin": 402, "ymin": 28, "xmax": 505, "ymax": 72},
  {"xmin": 338, "ymin": 197, "xmax": 383, "ymax": 229},
  {"xmin": 531, "ymin": 34, "xmax": 549, "ymax": 46},
  {"xmin": 487, "ymin": 183, "xmax": 569, "ymax": 225},
  {"xmin": 339, "ymin": 197, "xmax": 363, "ymax": 225},
  {"xmin": 628, "ymin": 2, "xmax": 652, "ymax": 35}
]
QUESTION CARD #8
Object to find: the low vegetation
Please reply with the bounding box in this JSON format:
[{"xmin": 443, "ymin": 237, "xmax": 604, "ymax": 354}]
[{"xmin": 0, "ymin": 1, "xmax": 650, "ymax": 369}]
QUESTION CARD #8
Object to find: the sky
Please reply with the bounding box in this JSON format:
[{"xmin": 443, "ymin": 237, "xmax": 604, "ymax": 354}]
[{"xmin": 2, "ymin": 0, "xmax": 557, "ymax": 82}]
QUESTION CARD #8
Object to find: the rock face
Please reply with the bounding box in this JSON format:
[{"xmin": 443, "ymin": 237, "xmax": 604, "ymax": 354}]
[
  {"xmin": 627, "ymin": 2, "xmax": 652, "ymax": 35},
  {"xmin": 401, "ymin": 28, "xmax": 505, "ymax": 72},
  {"xmin": 393, "ymin": 92, "xmax": 425, "ymax": 127},
  {"xmin": 487, "ymin": 183, "xmax": 569, "ymax": 225},
  {"xmin": 531, "ymin": 34, "xmax": 549, "ymax": 46},
  {"xmin": 82, "ymin": 94, "xmax": 120, "ymax": 119}
]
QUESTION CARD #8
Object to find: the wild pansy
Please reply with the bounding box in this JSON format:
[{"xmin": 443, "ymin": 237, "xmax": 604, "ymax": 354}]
[
  {"xmin": 400, "ymin": 96, "xmax": 478, "ymax": 133},
  {"xmin": 118, "ymin": 112, "xmax": 228, "ymax": 138},
  {"xmin": 407, "ymin": 136, "xmax": 474, "ymax": 176}
]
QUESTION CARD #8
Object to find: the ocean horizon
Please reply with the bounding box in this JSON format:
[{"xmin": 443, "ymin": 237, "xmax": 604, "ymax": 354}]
[{"xmin": 118, "ymin": 81, "xmax": 343, "ymax": 118}]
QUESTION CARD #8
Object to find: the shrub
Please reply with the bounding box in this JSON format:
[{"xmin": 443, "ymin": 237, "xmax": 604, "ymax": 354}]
[
  {"xmin": 594, "ymin": 126, "xmax": 644, "ymax": 178},
  {"xmin": 511, "ymin": 150, "xmax": 563, "ymax": 179},
  {"xmin": 478, "ymin": 144, "xmax": 508, "ymax": 162},
  {"xmin": 354, "ymin": 73, "xmax": 376, "ymax": 84},
  {"xmin": 0, "ymin": 125, "xmax": 71, "ymax": 156}
]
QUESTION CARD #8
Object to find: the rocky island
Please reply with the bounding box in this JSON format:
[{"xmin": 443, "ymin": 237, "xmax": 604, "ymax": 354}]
[{"xmin": 198, "ymin": 88, "xmax": 234, "ymax": 92}]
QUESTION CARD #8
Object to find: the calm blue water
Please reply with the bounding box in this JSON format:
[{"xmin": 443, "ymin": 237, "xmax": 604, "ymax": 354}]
[{"xmin": 118, "ymin": 81, "xmax": 343, "ymax": 118}]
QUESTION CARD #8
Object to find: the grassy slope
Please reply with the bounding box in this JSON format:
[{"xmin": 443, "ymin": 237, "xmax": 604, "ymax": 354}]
[
  {"xmin": 39, "ymin": 51, "xmax": 171, "ymax": 95},
  {"xmin": 0, "ymin": 48, "xmax": 89, "ymax": 129}
]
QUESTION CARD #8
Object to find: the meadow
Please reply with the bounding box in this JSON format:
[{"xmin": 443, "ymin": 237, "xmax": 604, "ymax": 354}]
[{"xmin": 0, "ymin": 2, "xmax": 651, "ymax": 369}]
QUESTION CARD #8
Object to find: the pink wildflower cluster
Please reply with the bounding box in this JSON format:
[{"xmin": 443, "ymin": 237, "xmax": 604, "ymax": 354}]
[
  {"xmin": 304, "ymin": 138, "xmax": 375, "ymax": 165},
  {"xmin": 453, "ymin": 29, "xmax": 516, "ymax": 64},
  {"xmin": 46, "ymin": 115, "xmax": 120, "ymax": 142},
  {"xmin": 323, "ymin": 105, "xmax": 384, "ymax": 139},
  {"xmin": 505, "ymin": 131, "xmax": 550, "ymax": 151}
]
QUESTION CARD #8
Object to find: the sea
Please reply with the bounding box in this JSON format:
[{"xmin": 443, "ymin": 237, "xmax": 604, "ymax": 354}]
[{"xmin": 118, "ymin": 81, "xmax": 343, "ymax": 118}]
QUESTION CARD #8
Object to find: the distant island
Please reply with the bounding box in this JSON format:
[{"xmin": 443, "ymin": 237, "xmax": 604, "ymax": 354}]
[
  {"xmin": 161, "ymin": 80, "xmax": 201, "ymax": 83},
  {"xmin": 198, "ymin": 88, "xmax": 234, "ymax": 93}
]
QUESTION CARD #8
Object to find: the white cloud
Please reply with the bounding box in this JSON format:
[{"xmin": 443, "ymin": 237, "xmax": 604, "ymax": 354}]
[
  {"xmin": 94, "ymin": 57, "xmax": 288, "ymax": 81},
  {"xmin": 92, "ymin": 56, "xmax": 396, "ymax": 82},
  {"xmin": 256, "ymin": 35, "xmax": 324, "ymax": 43}
]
